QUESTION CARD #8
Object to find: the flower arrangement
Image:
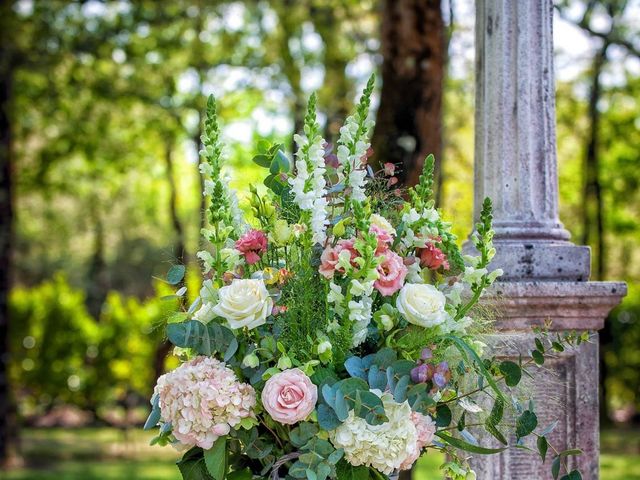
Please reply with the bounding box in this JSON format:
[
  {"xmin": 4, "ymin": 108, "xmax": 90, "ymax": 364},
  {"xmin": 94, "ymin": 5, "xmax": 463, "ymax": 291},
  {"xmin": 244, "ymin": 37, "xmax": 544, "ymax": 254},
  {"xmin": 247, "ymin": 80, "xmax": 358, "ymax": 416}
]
[{"xmin": 145, "ymin": 75, "xmax": 586, "ymax": 480}]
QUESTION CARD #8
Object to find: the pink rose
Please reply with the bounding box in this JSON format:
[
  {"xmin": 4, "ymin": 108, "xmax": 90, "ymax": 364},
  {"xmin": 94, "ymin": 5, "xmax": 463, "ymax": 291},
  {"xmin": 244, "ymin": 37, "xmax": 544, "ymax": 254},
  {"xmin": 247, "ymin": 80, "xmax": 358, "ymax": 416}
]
[
  {"xmin": 235, "ymin": 229, "xmax": 268, "ymax": 265},
  {"xmin": 261, "ymin": 368, "xmax": 318, "ymax": 425},
  {"xmin": 418, "ymin": 243, "xmax": 449, "ymax": 270},
  {"xmin": 319, "ymin": 239, "xmax": 358, "ymax": 279},
  {"xmin": 374, "ymin": 251, "xmax": 408, "ymax": 296}
]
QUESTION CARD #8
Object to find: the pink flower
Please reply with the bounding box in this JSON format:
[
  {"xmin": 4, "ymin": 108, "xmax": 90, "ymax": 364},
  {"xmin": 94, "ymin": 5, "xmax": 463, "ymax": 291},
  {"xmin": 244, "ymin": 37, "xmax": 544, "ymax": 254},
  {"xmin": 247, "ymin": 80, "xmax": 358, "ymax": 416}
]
[
  {"xmin": 261, "ymin": 368, "xmax": 318, "ymax": 425},
  {"xmin": 418, "ymin": 243, "xmax": 449, "ymax": 270},
  {"xmin": 374, "ymin": 251, "xmax": 408, "ymax": 296},
  {"xmin": 383, "ymin": 162, "xmax": 396, "ymax": 176},
  {"xmin": 400, "ymin": 412, "xmax": 437, "ymax": 470},
  {"xmin": 319, "ymin": 239, "xmax": 358, "ymax": 279},
  {"xmin": 370, "ymin": 225, "xmax": 393, "ymax": 254},
  {"xmin": 235, "ymin": 229, "xmax": 268, "ymax": 265}
]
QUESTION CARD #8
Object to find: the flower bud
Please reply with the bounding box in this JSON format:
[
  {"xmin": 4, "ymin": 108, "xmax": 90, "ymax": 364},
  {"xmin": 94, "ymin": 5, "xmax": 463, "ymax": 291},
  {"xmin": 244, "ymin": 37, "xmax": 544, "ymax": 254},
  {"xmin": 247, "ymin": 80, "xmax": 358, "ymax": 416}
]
[
  {"xmin": 242, "ymin": 353, "xmax": 260, "ymax": 369},
  {"xmin": 277, "ymin": 355, "xmax": 292, "ymax": 370}
]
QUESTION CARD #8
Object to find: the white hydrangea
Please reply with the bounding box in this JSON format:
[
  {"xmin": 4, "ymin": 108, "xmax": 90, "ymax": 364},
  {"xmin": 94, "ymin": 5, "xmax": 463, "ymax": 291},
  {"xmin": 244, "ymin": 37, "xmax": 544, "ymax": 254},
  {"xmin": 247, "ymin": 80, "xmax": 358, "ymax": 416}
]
[
  {"xmin": 329, "ymin": 392, "xmax": 419, "ymax": 475},
  {"xmin": 289, "ymin": 133, "xmax": 329, "ymax": 244}
]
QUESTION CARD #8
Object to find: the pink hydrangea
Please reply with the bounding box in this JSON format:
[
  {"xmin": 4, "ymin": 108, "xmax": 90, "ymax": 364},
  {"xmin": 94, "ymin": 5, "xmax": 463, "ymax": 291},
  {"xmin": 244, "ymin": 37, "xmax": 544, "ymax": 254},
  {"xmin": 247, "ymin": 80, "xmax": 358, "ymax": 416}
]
[
  {"xmin": 400, "ymin": 412, "xmax": 437, "ymax": 470},
  {"xmin": 235, "ymin": 229, "xmax": 268, "ymax": 265},
  {"xmin": 261, "ymin": 368, "xmax": 318, "ymax": 425},
  {"xmin": 418, "ymin": 243, "xmax": 449, "ymax": 270},
  {"xmin": 154, "ymin": 356, "xmax": 256, "ymax": 450},
  {"xmin": 374, "ymin": 251, "xmax": 408, "ymax": 296},
  {"xmin": 319, "ymin": 239, "xmax": 358, "ymax": 279}
]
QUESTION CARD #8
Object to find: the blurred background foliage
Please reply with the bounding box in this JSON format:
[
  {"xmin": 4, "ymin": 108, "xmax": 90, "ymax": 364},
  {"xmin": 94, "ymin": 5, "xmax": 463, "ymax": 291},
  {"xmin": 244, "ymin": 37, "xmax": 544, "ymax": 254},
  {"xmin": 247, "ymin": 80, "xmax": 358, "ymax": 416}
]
[{"xmin": 0, "ymin": 0, "xmax": 639, "ymax": 477}]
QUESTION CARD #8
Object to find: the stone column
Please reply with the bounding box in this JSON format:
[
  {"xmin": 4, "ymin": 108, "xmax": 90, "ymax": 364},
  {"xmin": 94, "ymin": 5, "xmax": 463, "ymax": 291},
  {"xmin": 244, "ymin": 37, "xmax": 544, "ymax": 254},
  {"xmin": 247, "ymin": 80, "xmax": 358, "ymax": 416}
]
[{"xmin": 469, "ymin": 1, "xmax": 626, "ymax": 479}]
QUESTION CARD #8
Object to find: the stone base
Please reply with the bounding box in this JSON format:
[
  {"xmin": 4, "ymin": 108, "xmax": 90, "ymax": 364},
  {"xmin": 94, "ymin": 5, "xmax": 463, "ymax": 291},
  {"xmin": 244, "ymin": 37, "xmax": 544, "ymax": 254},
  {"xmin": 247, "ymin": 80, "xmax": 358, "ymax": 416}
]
[
  {"xmin": 488, "ymin": 241, "xmax": 591, "ymax": 282},
  {"xmin": 466, "ymin": 281, "xmax": 626, "ymax": 480}
]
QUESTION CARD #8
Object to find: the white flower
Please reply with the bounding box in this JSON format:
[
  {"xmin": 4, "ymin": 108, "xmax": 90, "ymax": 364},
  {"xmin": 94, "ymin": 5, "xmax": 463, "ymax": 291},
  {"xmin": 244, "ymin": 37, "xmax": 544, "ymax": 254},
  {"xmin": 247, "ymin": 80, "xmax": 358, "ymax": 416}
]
[
  {"xmin": 329, "ymin": 392, "xmax": 419, "ymax": 475},
  {"xmin": 439, "ymin": 315, "xmax": 473, "ymax": 335},
  {"xmin": 350, "ymin": 279, "xmax": 374, "ymax": 297},
  {"xmin": 197, "ymin": 250, "xmax": 215, "ymax": 274},
  {"xmin": 406, "ymin": 262, "xmax": 424, "ymax": 284},
  {"xmin": 370, "ymin": 214, "xmax": 396, "ymax": 236},
  {"xmin": 220, "ymin": 248, "xmax": 242, "ymax": 269},
  {"xmin": 212, "ymin": 279, "xmax": 273, "ymax": 330},
  {"xmin": 289, "ymin": 131, "xmax": 329, "ymax": 244},
  {"xmin": 396, "ymin": 283, "xmax": 447, "ymax": 328},
  {"xmin": 193, "ymin": 302, "xmax": 216, "ymax": 324}
]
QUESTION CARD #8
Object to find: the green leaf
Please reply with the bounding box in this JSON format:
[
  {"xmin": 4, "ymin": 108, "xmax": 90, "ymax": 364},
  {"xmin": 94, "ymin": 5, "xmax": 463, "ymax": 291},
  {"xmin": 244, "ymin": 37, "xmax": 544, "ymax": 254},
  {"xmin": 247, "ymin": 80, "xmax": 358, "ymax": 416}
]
[
  {"xmin": 167, "ymin": 265, "xmax": 186, "ymax": 285},
  {"xmin": 535, "ymin": 338, "xmax": 545, "ymax": 353},
  {"xmin": 227, "ymin": 469, "xmax": 253, "ymax": 480},
  {"xmin": 435, "ymin": 404, "xmax": 452, "ymax": 427},
  {"xmin": 516, "ymin": 410, "xmax": 538, "ymax": 439},
  {"xmin": 485, "ymin": 422, "xmax": 508, "ymax": 445},
  {"xmin": 446, "ymin": 335, "xmax": 505, "ymax": 401},
  {"xmin": 252, "ymin": 154, "xmax": 271, "ymax": 168},
  {"xmin": 552, "ymin": 341, "xmax": 565, "ymax": 352},
  {"xmin": 335, "ymin": 461, "xmax": 370, "ymax": 480},
  {"xmin": 532, "ymin": 349, "xmax": 545, "ymax": 365},
  {"xmin": 499, "ymin": 361, "xmax": 522, "ymax": 387},
  {"xmin": 167, "ymin": 321, "xmax": 237, "ymax": 357},
  {"xmin": 558, "ymin": 449, "xmax": 583, "ymax": 457},
  {"xmin": 537, "ymin": 435, "xmax": 549, "ymax": 463},
  {"xmin": 204, "ymin": 436, "xmax": 227, "ymax": 480},
  {"xmin": 552, "ymin": 456, "xmax": 561, "ymax": 480},
  {"xmin": 435, "ymin": 432, "xmax": 508, "ymax": 455},
  {"xmin": 177, "ymin": 448, "xmax": 212, "ymax": 480},
  {"xmin": 144, "ymin": 394, "xmax": 161, "ymax": 430},
  {"xmin": 560, "ymin": 470, "xmax": 582, "ymax": 480},
  {"xmin": 487, "ymin": 397, "xmax": 504, "ymax": 425}
]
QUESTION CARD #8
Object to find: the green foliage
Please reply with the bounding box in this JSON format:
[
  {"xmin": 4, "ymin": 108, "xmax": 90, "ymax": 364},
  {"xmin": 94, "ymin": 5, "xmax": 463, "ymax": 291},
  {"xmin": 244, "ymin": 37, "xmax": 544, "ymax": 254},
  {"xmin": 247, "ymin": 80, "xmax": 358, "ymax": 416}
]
[
  {"xmin": 167, "ymin": 320, "xmax": 238, "ymax": 360},
  {"xmin": 9, "ymin": 275, "xmax": 172, "ymax": 414},
  {"xmin": 408, "ymin": 154, "xmax": 436, "ymax": 210}
]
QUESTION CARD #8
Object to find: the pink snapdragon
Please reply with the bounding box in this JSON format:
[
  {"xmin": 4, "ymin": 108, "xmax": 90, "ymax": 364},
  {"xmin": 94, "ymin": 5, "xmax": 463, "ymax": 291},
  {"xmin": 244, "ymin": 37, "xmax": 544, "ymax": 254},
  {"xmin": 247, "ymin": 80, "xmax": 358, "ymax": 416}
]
[
  {"xmin": 262, "ymin": 368, "xmax": 318, "ymax": 425},
  {"xmin": 418, "ymin": 242, "xmax": 449, "ymax": 270},
  {"xmin": 374, "ymin": 251, "xmax": 408, "ymax": 296},
  {"xmin": 235, "ymin": 229, "xmax": 268, "ymax": 265},
  {"xmin": 319, "ymin": 239, "xmax": 358, "ymax": 279}
]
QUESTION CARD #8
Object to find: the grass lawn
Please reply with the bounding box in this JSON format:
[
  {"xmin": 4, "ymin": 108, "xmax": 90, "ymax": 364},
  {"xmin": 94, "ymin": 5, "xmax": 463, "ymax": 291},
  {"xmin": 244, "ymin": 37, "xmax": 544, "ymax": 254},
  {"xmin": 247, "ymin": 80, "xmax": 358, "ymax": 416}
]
[{"xmin": 0, "ymin": 427, "xmax": 638, "ymax": 479}]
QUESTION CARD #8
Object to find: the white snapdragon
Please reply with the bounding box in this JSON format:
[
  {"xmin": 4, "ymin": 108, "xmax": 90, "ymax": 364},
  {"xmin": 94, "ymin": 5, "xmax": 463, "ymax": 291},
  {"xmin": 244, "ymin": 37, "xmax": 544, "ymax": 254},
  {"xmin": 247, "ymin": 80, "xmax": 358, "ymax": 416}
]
[
  {"xmin": 327, "ymin": 282, "xmax": 345, "ymax": 316},
  {"xmin": 349, "ymin": 294, "xmax": 373, "ymax": 347},
  {"xmin": 288, "ymin": 93, "xmax": 331, "ymax": 245},
  {"xmin": 336, "ymin": 118, "xmax": 372, "ymax": 202}
]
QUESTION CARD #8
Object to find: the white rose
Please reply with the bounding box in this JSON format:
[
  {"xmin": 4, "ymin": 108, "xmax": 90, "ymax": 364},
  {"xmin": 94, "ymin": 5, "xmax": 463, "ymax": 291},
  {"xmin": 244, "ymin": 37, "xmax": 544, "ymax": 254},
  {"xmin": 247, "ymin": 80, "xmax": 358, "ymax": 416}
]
[
  {"xmin": 396, "ymin": 283, "xmax": 447, "ymax": 328},
  {"xmin": 212, "ymin": 279, "xmax": 273, "ymax": 330}
]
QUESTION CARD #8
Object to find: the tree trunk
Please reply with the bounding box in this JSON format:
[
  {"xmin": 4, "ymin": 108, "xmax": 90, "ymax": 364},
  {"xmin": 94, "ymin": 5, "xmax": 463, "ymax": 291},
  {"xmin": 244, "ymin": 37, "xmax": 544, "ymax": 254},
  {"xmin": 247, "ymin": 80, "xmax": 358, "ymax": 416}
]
[
  {"xmin": 581, "ymin": 43, "xmax": 608, "ymax": 282},
  {"xmin": 86, "ymin": 208, "xmax": 109, "ymax": 319},
  {"xmin": 371, "ymin": 0, "xmax": 445, "ymax": 192},
  {"xmin": 0, "ymin": 5, "xmax": 19, "ymax": 467}
]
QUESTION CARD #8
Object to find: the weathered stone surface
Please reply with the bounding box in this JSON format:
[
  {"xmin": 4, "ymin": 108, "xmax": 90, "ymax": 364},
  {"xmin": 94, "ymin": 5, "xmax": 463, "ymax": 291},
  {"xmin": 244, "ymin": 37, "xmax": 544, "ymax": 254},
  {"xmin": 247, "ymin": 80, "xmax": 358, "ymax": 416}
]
[{"xmin": 489, "ymin": 281, "xmax": 627, "ymax": 331}]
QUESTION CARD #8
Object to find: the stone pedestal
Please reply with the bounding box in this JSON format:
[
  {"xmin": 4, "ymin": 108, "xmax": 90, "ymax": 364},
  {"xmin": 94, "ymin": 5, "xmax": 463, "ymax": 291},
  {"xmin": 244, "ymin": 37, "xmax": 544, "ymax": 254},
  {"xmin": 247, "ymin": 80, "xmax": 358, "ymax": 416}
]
[
  {"xmin": 467, "ymin": 1, "xmax": 626, "ymax": 479},
  {"xmin": 470, "ymin": 283, "xmax": 626, "ymax": 480}
]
